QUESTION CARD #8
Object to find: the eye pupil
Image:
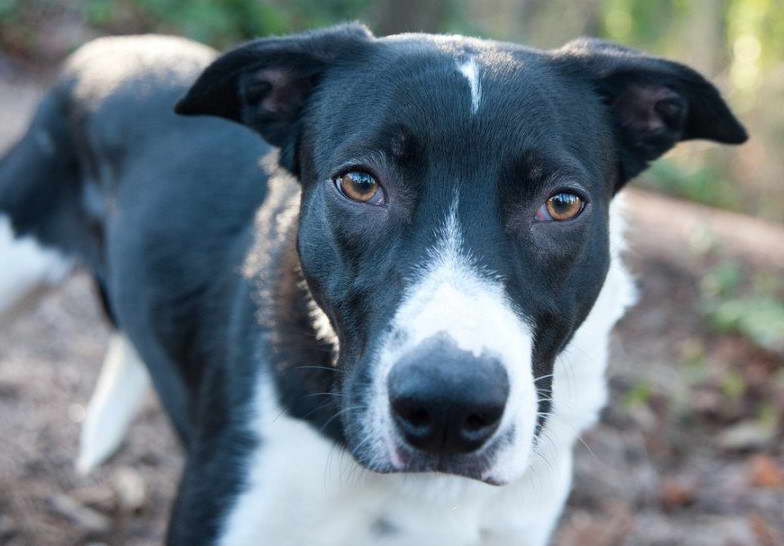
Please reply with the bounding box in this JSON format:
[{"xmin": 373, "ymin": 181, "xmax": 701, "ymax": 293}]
[
  {"xmin": 545, "ymin": 192, "xmax": 583, "ymax": 221},
  {"xmin": 552, "ymin": 194, "xmax": 575, "ymax": 210},
  {"xmin": 336, "ymin": 171, "xmax": 380, "ymax": 203}
]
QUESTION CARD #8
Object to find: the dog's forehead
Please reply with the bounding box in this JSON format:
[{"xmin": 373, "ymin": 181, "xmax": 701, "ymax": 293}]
[
  {"xmin": 315, "ymin": 35, "xmax": 607, "ymax": 189},
  {"xmin": 379, "ymin": 33, "xmax": 527, "ymax": 70},
  {"xmin": 322, "ymin": 35, "xmax": 573, "ymax": 157},
  {"xmin": 373, "ymin": 34, "xmax": 545, "ymax": 111}
]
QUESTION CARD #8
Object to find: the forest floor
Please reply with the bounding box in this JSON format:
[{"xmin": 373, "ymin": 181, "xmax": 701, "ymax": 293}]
[{"xmin": 1, "ymin": 68, "xmax": 782, "ymax": 546}]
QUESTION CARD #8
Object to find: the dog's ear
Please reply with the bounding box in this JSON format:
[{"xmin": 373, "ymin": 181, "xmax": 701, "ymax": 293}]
[
  {"xmin": 175, "ymin": 23, "xmax": 373, "ymax": 172},
  {"xmin": 553, "ymin": 38, "xmax": 747, "ymax": 188}
]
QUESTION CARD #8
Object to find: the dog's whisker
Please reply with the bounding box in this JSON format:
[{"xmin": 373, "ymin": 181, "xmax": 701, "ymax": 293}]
[
  {"xmin": 341, "ymin": 433, "xmax": 375, "ymax": 486},
  {"xmin": 294, "ymin": 398, "xmax": 340, "ymax": 423},
  {"xmin": 293, "ymin": 364, "xmax": 342, "ymax": 373},
  {"xmin": 574, "ymin": 434, "xmax": 600, "ymax": 463},
  {"xmin": 302, "ymin": 391, "xmax": 343, "ymax": 399},
  {"xmin": 533, "ymin": 373, "xmax": 555, "ymax": 384},
  {"xmin": 537, "ymin": 412, "xmax": 602, "ymax": 467},
  {"xmin": 318, "ymin": 404, "xmax": 366, "ymax": 436}
]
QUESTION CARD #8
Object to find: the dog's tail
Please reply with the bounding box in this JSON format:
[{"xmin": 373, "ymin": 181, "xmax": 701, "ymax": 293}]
[
  {"xmin": 0, "ymin": 79, "xmax": 150, "ymax": 473},
  {"xmin": 77, "ymin": 333, "xmax": 150, "ymax": 475},
  {"xmin": 0, "ymin": 88, "xmax": 80, "ymax": 321}
]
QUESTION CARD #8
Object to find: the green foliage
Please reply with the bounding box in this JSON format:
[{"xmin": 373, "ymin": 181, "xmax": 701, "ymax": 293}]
[
  {"xmin": 719, "ymin": 367, "xmax": 746, "ymax": 402},
  {"xmin": 707, "ymin": 297, "xmax": 784, "ymax": 353},
  {"xmin": 601, "ymin": 0, "xmax": 678, "ymax": 48},
  {"xmin": 83, "ymin": 0, "xmax": 292, "ymax": 47},
  {"xmin": 3, "ymin": 0, "xmax": 372, "ymax": 53},
  {"xmin": 641, "ymin": 160, "xmax": 744, "ymax": 214},
  {"xmin": 702, "ymin": 261, "xmax": 743, "ymax": 298},
  {"xmin": 0, "ymin": 0, "xmax": 18, "ymax": 17},
  {"xmin": 701, "ymin": 261, "xmax": 784, "ymax": 354},
  {"xmin": 623, "ymin": 380, "xmax": 653, "ymax": 408}
]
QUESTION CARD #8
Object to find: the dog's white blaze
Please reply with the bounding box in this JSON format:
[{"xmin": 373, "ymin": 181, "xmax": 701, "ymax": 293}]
[
  {"xmin": 367, "ymin": 195, "xmax": 538, "ymax": 482},
  {"xmin": 77, "ymin": 333, "xmax": 150, "ymax": 474},
  {"xmin": 457, "ymin": 57, "xmax": 482, "ymax": 114},
  {"xmin": 0, "ymin": 214, "xmax": 73, "ymax": 323},
  {"xmin": 396, "ymin": 196, "xmax": 525, "ymax": 357}
]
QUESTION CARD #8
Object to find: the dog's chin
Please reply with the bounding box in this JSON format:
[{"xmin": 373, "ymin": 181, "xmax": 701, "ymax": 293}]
[{"xmin": 352, "ymin": 431, "xmax": 525, "ymax": 486}]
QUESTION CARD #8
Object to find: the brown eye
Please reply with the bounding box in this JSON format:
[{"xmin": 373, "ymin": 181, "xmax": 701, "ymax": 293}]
[
  {"xmin": 536, "ymin": 192, "xmax": 584, "ymax": 221},
  {"xmin": 335, "ymin": 171, "xmax": 382, "ymax": 204}
]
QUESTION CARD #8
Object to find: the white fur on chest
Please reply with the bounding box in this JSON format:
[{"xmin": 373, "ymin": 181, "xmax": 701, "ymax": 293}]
[{"xmin": 218, "ymin": 376, "xmax": 573, "ymax": 546}]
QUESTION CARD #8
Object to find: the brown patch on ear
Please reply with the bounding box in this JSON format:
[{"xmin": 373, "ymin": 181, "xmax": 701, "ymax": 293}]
[
  {"xmin": 613, "ymin": 84, "xmax": 687, "ymax": 137},
  {"xmin": 608, "ymin": 82, "xmax": 691, "ymax": 167},
  {"xmin": 553, "ymin": 37, "xmax": 747, "ymax": 188},
  {"xmin": 249, "ymin": 69, "xmax": 315, "ymax": 119},
  {"xmin": 174, "ymin": 22, "xmax": 374, "ymax": 171}
]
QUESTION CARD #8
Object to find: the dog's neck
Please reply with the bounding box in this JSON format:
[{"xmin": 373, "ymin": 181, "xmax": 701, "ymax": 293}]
[{"xmin": 250, "ymin": 185, "xmax": 346, "ymax": 444}]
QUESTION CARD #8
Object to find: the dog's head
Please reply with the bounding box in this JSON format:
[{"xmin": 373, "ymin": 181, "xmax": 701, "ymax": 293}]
[{"xmin": 177, "ymin": 24, "xmax": 746, "ymax": 485}]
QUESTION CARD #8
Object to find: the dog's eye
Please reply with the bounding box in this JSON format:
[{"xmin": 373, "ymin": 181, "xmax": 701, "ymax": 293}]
[
  {"xmin": 535, "ymin": 192, "xmax": 584, "ymax": 222},
  {"xmin": 334, "ymin": 171, "xmax": 383, "ymax": 204}
]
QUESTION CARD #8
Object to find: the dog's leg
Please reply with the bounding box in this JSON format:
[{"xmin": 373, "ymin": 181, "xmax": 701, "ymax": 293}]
[
  {"xmin": 76, "ymin": 332, "xmax": 150, "ymax": 475},
  {"xmin": 0, "ymin": 215, "xmax": 73, "ymax": 324}
]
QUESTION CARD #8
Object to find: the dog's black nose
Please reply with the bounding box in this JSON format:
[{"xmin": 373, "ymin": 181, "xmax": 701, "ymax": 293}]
[{"xmin": 388, "ymin": 333, "xmax": 509, "ymax": 456}]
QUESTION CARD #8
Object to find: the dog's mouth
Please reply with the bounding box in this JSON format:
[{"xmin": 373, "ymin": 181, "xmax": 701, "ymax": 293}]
[{"xmin": 367, "ymin": 426, "xmax": 514, "ymax": 486}]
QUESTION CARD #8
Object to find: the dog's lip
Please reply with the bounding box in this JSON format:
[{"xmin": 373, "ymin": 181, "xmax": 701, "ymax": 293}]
[
  {"xmin": 379, "ymin": 439, "xmax": 507, "ymax": 486},
  {"xmin": 384, "ymin": 427, "xmax": 405, "ymax": 470},
  {"xmin": 374, "ymin": 459, "xmax": 506, "ymax": 486}
]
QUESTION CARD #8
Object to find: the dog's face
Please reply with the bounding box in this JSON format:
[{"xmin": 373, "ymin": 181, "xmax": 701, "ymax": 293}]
[{"xmin": 178, "ymin": 24, "xmax": 745, "ymax": 484}]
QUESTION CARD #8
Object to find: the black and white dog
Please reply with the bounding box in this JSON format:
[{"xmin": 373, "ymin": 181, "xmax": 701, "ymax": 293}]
[{"xmin": 0, "ymin": 24, "xmax": 746, "ymax": 545}]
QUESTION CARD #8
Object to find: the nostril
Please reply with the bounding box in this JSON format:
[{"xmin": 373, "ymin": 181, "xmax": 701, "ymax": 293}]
[
  {"xmin": 392, "ymin": 399, "xmax": 436, "ymax": 449},
  {"xmin": 460, "ymin": 405, "xmax": 504, "ymax": 449},
  {"xmin": 464, "ymin": 413, "xmax": 489, "ymax": 432},
  {"xmin": 392, "ymin": 398, "xmax": 432, "ymax": 430},
  {"xmin": 406, "ymin": 407, "xmax": 431, "ymax": 428}
]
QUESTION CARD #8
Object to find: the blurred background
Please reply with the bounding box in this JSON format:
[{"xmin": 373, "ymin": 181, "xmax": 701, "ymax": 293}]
[{"xmin": 0, "ymin": 1, "xmax": 782, "ymax": 545}]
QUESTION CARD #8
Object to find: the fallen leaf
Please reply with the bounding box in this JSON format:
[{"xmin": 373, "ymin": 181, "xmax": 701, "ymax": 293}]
[
  {"xmin": 718, "ymin": 421, "xmax": 776, "ymax": 450},
  {"xmin": 748, "ymin": 455, "xmax": 784, "ymax": 488},
  {"xmin": 659, "ymin": 476, "xmax": 696, "ymax": 509},
  {"xmin": 749, "ymin": 513, "xmax": 783, "ymax": 546},
  {"xmin": 112, "ymin": 466, "xmax": 147, "ymax": 513},
  {"xmin": 48, "ymin": 494, "xmax": 110, "ymax": 534}
]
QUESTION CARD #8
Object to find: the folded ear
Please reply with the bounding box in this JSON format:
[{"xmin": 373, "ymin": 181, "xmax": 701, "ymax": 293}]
[
  {"xmin": 175, "ymin": 23, "xmax": 373, "ymax": 172},
  {"xmin": 554, "ymin": 38, "xmax": 748, "ymax": 187}
]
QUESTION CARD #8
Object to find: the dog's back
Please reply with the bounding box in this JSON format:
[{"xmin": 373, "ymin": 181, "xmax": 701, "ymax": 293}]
[
  {"xmin": 0, "ymin": 34, "xmax": 271, "ymax": 463},
  {"xmin": 1, "ymin": 35, "xmax": 211, "ymax": 261}
]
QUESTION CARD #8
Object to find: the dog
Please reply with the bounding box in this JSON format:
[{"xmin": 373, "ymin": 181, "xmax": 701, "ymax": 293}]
[{"xmin": 0, "ymin": 23, "xmax": 746, "ymax": 545}]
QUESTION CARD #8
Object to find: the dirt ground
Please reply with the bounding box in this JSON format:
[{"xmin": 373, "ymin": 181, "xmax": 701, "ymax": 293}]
[{"xmin": 1, "ymin": 71, "xmax": 782, "ymax": 546}]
